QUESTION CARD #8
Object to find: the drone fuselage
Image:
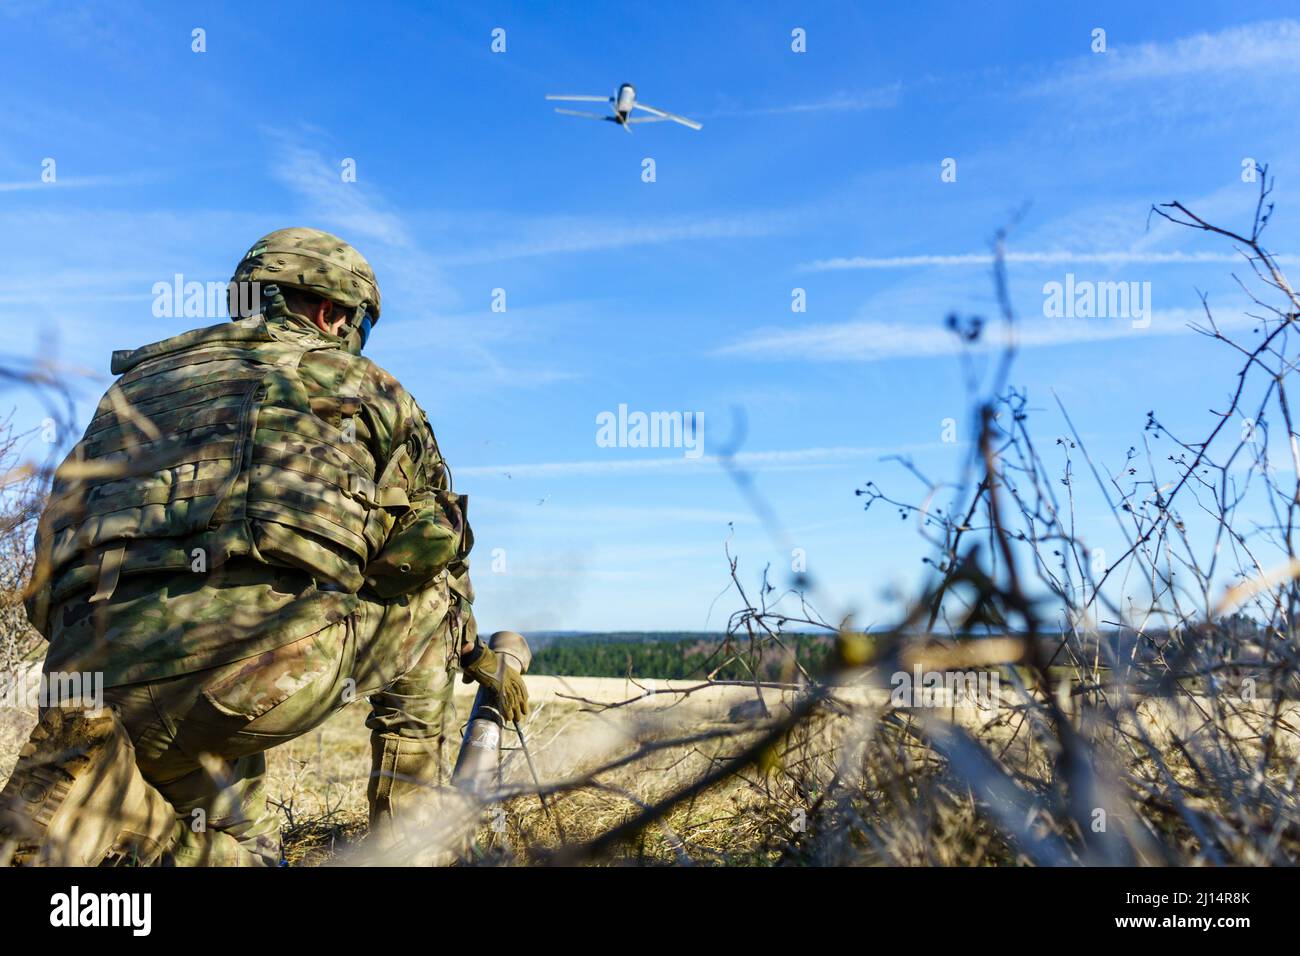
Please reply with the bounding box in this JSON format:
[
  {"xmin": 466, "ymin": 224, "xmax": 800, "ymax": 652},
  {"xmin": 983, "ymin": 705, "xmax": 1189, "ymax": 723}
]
[{"xmin": 613, "ymin": 83, "xmax": 636, "ymax": 123}]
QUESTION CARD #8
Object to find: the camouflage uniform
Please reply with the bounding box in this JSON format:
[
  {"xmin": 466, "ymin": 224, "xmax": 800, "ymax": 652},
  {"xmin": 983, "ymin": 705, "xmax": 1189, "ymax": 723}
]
[{"xmin": 1, "ymin": 229, "xmax": 474, "ymax": 866}]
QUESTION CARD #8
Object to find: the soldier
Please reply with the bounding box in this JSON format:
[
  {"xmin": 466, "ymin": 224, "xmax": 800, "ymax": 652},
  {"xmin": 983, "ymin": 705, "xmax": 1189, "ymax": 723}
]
[{"xmin": 0, "ymin": 228, "xmax": 527, "ymax": 865}]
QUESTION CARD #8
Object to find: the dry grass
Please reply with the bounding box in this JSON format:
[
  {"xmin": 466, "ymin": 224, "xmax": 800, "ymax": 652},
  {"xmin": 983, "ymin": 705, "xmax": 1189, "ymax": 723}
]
[
  {"xmin": 245, "ymin": 678, "xmax": 1300, "ymax": 865},
  {"xmin": 271, "ymin": 680, "xmax": 778, "ymax": 866},
  {"xmin": 2, "ymin": 658, "xmax": 1298, "ymax": 867}
]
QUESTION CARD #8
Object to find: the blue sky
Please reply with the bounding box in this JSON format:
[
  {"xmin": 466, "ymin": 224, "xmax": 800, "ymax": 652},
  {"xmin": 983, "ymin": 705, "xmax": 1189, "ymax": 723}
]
[{"xmin": 2, "ymin": 1, "xmax": 1299, "ymax": 634}]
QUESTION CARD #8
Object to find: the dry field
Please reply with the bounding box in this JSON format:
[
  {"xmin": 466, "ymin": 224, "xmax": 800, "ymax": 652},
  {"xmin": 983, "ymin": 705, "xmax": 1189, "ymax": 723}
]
[{"xmin": 5, "ymin": 671, "xmax": 1296, "ymax": 866}]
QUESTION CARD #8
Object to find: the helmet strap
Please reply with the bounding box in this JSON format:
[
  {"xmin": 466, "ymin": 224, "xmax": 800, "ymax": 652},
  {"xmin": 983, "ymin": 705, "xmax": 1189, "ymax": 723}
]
[
  {"xmin": 257, "ymin": 284, "xmax": 291, "ymax": 321},
  {"xmin": 339, "ymin": 302, "xmax": 372, "ymax": 355}
]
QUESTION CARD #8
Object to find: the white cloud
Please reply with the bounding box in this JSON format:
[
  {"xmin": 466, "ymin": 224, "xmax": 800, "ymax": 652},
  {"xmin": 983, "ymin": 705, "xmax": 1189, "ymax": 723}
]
[
  {"xmin": 457, "ymin": 444, "xmax": 936, "ymax": 479},
  {"xmin": 268, "ymin": 136, "xmax": 414, "ymax": 249},
  {"xmin": 803, "ymin": 250, "xmax": 1296, "ymax": 272},
  {"xmin": 471, "ymin": 497, "xmax": 759, "ymax": 526},
  {"xmin": 0, "ymin": 175, "xmax": 126, "ymax": 192},
  {"xmin": 434, "ymin": 212, "xmax": 787, "ymax": 266},
  {"xmin": 706, "ymin": 83, "xmax": 902, "ymax": 117},
  {"xmin": 718, "ymin": 308, "xmax": 1244, "ymax": 363},
  {"xmin": 264, "ymin": 130, "xmax": 462, "ymax": 316},
  {"xmin": 1031, "ymin": 19, "xmax": 1300, "ymax": 94}
]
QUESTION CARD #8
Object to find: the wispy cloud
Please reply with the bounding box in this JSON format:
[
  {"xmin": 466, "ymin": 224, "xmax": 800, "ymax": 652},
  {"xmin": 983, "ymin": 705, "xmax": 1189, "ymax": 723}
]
[
  {"xmin": 265, "ymin": 129, "xmax": 460, "ymax": 313},
  {"xmin": 457, "ymin": 444, "xmax": 933, "ymax": 480},
  {"xmin": 706, "ymin": 83, "xmax": 902, "ymax": 118},
  {"xmin": 268, "ymin": 134, "xmax": 414, "ymax": 249},
  {"xmin": 802, "ymin": 250, "xmax": 1298, "ymax": 271},
  {"xmin": 434, "ymin": 212, "xmax": 787, "ymax": 266},
  {"xmin": 0, "ymin": 175, "xmax": 128, "ymax": 192},
  {"xmin": 718, "ymin": 308, "xmax": 1242, "ymax": 363},
  {"xmin": 0, "ymin": 268, "xmax": 162, "ymax": 305},
  {"xmin": 472, "ymin": 497, "xmax": 759, "ymax": 526},
  {"xmin": 1030, "ymin": 18, "xmax": 1300, "ymax": 95}
]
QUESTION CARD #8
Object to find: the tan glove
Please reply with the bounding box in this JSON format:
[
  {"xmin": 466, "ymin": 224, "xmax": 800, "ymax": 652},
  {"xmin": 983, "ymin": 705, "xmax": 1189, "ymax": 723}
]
[{"xmin": 460, "ymin": 643, "xmax": 530, "ymax": 722}]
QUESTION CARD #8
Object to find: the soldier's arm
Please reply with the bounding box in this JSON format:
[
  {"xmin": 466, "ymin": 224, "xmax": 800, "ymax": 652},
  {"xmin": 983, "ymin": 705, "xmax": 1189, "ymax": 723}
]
[{"xmin": 360, "ymin": 381, "xmax": 472, "ymax": 599}]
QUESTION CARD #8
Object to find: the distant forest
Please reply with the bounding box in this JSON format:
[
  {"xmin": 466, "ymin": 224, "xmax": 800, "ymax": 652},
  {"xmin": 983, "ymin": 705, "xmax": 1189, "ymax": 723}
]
[
  {"xmin": 528, "ymin": 632, "xmax": 832, "ymax": 681},
  {"xmin": 525, "ymin": 624, "xmax": 1273, "ymax": 682}
]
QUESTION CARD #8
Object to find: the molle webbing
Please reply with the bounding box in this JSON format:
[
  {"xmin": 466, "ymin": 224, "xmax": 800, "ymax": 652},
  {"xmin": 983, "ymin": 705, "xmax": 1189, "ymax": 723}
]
[
  {"xmin": 43, "ymin": 347, "xmax": 262, "ymax": 573},
  {"xmin": 42, "ymin": 319, "xmax": 391, "ymax": 599}
]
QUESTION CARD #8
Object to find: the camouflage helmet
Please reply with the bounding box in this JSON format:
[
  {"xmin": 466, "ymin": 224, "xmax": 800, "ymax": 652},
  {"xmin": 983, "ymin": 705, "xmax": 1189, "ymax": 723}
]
[{"xmin": 230, "ymin": 227, "xmax": 382, "ymax": 323}]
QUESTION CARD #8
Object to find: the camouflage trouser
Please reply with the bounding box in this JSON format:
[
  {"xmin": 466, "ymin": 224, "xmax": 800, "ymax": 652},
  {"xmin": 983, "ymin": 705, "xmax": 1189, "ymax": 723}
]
[{"xmin": 81, "ymin": 577, "xmax": 466, "ymax": 866}]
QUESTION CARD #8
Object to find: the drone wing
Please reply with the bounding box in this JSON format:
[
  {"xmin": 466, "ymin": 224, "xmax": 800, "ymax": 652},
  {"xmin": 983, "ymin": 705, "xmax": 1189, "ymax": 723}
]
[
  {"xmin": 631, "ymin": 102, "xmax": 703, "ymax": 130},
  {"xmin": 626, "ymin": 115, "xmax": 672, "ymax": 124},
  {"xmin": 545, "ymin": 94, "xmax": 614, "ymax": 103},
  {"xmin": 553, "ymin": 108, "xmax": 616, "ymax": 121}
]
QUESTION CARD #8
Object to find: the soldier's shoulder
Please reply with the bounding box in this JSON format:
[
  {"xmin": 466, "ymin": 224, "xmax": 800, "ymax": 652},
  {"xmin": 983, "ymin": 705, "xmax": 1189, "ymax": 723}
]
[
  {"xmin": 309, "ymin": 350, "xmax": 421, "ymax": 419},
  {"xmin": 355, "ymin": 354, "xmax": 415, "ymax": 405},
  {"xmin": 111, "ymin": 317, "xmax": 271, "ymax": 375}
]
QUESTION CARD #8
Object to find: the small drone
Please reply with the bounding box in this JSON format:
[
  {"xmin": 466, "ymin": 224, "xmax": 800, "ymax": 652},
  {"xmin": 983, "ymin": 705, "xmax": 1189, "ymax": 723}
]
[{"xmin": 546, "ymin": 83, "xmax": 702, "ymax": 133}]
